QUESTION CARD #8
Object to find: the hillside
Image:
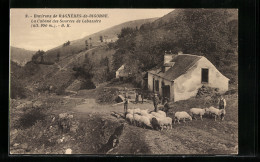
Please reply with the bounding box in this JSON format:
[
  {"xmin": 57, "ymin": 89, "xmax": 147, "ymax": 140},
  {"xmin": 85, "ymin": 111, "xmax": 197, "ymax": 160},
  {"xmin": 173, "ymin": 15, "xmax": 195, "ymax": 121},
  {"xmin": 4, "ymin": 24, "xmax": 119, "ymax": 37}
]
[
  {"xmin": 112, "ymin": 9, "xmax": 238, "ymax": 85},
  {"xmin": 10, "ymin": 17, "xmax": 158, "ymax": 97},
  {"xmin": 43, "ymin": 18, "xmax": 158, "ymax": 63},
  {"xmin": 10, "ymin": 47, "xmax": 36, "ymax": 66}
]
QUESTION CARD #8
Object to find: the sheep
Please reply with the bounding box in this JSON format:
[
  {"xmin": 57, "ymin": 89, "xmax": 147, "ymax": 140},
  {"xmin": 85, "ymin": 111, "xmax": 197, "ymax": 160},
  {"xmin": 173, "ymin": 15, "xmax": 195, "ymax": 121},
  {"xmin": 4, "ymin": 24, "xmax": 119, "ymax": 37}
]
[
  {"xmin": 145, "ymin": 114, "xmax": 154, "ymax": 122},
  {"xmin": 139, "ymin": 116, "xmax": 152, "ymax": 129},
  {"xmin": 174, "ymin": 111, "xmax": 192, "ymax": 124},
  {"xmin": 151, "ymin": 111, "xmax": 165, "ymax": 119},
  {"xmin": 127, "ymin": 109, "xmax": 134, "ymax": 115},
  {"xmin": 140, "ymin": 109, "xmax": 149, "ymax": 116},
  {"xmin": 157, "ymin": 110, "xmax": 166, "ymax": 117},
  {"xmin": 151, "ymin": 117, "xmax": 162, "ymax": 131},
  {"xmin": 189, "ymin": 108, "xmax": 209, "ymax": 121},
  {"xmin": 133, "ymin": 108, "xmax": 141, "ymax": 114},
  {"xmin": 208, "ymin": 106, "xmax": 226, "ymax": 121},
  {"xmin": 157, "ymin": 117, "xmax": 172, "ymax": 130},
  {"xmin": 133, "ymin": 114, "xmax": 141, "ymax": 126},
  {"xmin": 126, "ymin": 113, "xmax": 134, "ymax": 124}
]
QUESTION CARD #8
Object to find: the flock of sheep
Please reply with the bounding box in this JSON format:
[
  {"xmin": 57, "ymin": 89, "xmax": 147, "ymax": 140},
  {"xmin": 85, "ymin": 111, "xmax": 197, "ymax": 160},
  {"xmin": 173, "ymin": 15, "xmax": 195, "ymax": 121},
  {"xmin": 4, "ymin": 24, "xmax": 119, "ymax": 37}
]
[{"xmin": 125, "ymin": 106, "xmax": 226, "ymax": 131}]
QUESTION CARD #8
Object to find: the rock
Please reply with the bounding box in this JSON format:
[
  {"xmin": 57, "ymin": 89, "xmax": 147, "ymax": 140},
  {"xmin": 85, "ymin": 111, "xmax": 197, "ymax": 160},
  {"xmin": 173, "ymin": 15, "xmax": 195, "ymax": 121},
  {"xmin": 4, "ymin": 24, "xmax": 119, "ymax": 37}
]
[
  {"xmin": 13, "ymin": 143, "xmax": 20, "ymax": 147},
  {"xmin": 70, "ymin": 124, "xmax": 78, "ymax": 133},
  {"xmin": 211, "ymin": 128, "xmax": 217, "ymax": 132},
  {"xmin": 25, "ymin": 101, "xmax": 33, "ymax": 106},
  {"xmin": 25, "ymin": 146, "xmax": 33, "ymax": 152},
  {"xmin": 59, "ymin": 113, "xmax": 68, "ymax": 119},
  {"xmin": 20, "ymin": 143, "xmax": 28, "ymax": 149},
  {"xmin": 10, "ymin": 129, "xmax": 18, "ymax": 136},
  {"xmin": 33, "ymin": 101, "xmax": 43, "ymax": 108},
  {"xmin": 65, "ymin": 148, "xmax": 72, "ymax": 154},
  {"xmin": 10, "ymin": 148, "xmax": 25, "ymax": 154}
]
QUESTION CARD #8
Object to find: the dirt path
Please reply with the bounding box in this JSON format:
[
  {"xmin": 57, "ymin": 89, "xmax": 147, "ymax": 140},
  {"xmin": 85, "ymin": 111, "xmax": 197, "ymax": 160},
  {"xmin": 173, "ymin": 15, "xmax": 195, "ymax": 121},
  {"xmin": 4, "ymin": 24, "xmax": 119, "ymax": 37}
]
[
  {"xmin": 56, "ymin": 84, "xmax": 238, "ymax": 155},
  {"xmin": 69, "ymin": 98, "xmax": 237, "ymax": 154}
]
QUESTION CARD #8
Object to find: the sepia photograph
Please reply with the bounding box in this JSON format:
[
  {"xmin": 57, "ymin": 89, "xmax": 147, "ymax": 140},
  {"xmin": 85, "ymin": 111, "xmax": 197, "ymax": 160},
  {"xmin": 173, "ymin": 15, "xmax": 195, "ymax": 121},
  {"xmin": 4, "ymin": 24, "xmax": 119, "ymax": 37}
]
[{"xmin": 9, "ymin": 8, "xmax": 238, "ymax": 155}]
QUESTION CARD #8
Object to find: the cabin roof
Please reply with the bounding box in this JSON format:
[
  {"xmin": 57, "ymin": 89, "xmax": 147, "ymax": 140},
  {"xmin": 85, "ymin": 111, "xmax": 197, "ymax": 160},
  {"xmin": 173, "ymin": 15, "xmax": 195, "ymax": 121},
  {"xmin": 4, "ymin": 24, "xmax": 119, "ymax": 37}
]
[{"xmin": 148, "ymin": 54, "xmax": 203, "ymax": 81}]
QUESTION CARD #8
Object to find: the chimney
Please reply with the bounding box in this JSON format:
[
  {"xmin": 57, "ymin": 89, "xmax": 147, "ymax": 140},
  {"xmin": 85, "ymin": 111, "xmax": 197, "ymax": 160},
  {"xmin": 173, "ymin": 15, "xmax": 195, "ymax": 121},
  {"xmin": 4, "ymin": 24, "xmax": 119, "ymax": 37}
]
[{"xmin": 164, "ymin": 51, "xmax": 177, "ymax": 64}]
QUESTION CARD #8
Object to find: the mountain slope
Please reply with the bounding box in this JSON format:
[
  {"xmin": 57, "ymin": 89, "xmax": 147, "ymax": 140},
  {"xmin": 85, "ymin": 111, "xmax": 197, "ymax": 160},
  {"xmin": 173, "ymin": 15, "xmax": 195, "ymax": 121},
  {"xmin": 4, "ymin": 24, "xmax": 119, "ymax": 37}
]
[
  {"xmin": 43, "ymin": 18, "xmax": 158, "ymax": 63},
  {"xmin": 10, "ymin": 47, "xmax": 36, "ymax": 66}
]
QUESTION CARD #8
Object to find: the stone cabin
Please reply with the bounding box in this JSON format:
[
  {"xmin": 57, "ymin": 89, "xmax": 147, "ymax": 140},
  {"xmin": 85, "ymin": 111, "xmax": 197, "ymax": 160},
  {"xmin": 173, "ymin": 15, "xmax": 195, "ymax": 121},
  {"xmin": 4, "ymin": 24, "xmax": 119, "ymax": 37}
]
[{"xmin": 147, "ymin": 52, "xmax": 229, "ymax": 102}]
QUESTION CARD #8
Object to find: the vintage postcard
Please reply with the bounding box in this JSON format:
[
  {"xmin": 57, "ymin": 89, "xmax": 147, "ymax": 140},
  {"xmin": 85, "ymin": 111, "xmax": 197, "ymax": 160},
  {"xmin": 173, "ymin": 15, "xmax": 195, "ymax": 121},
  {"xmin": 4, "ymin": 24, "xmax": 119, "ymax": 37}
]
[{"xmin": 9, "ymin": 8, "xmax": 238, "ymax": 155}]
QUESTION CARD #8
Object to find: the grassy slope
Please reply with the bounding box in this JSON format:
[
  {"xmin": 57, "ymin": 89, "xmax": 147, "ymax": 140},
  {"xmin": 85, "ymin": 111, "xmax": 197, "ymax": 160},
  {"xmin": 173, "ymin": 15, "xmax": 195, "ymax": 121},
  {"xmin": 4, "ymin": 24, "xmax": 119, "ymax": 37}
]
[
  {"xmin": 43, "ymin": 18, "xmax": 157, "ymax": 63},
  {"xmin": 10, "ymin": 47, "xmax": 36, "ymax": 66},
  {"xmin": 14, "ymin": 45, "xmax": 116, "ymax": 95}
]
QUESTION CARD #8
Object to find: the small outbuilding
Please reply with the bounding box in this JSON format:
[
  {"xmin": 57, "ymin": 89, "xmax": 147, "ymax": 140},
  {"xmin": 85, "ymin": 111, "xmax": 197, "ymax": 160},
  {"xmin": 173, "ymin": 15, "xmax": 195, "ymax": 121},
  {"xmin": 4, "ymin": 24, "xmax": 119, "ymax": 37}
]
[
  {"xmin": 116, "ymin": 64, "xmax": 130, "ymax": 81},
  {"xmin": 147, "ymin": 52, "xmax": 229, "ymax": 102}
]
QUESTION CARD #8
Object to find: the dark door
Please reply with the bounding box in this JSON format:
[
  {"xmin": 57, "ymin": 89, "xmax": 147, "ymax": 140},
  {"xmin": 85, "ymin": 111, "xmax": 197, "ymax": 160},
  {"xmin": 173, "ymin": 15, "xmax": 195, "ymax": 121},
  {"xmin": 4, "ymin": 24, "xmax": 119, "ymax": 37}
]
[{"xmin": 162, "ymin": 85, "xmax": 170, "ymax": 101}]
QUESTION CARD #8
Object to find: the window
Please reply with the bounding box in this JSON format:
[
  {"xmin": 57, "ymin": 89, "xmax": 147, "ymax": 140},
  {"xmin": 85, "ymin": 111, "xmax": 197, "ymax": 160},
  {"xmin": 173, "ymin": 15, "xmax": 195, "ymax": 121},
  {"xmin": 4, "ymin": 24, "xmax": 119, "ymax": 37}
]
[{"xmin": 201, "ymin": 68, "xmax": 209, "ymax": 83}]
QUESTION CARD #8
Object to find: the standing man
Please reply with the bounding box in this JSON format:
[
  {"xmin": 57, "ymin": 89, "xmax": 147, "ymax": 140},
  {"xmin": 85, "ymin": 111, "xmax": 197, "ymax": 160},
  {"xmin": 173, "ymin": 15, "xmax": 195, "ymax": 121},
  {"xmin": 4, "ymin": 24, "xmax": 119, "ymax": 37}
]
[
  {"xmin": 153, "ymin": 93, "xmax": 160, "ymax": 112},
  {"xmin": 135, "ymin": 91, "xmax": 139, "ymax": 104},
  {"xmin": 124, "ymin": 97, "xmax": 129, "ymax": 118},
  {"xmin": 218, "ymin": 95, "xmax": 226, "ymax": 109},
  {"xmin": 141, "ymin": 91, "xmax": 144, "ymax": 104},
  {"xmin": 163, "ymin": 98, "xmax": 170, "ymax": 114}
]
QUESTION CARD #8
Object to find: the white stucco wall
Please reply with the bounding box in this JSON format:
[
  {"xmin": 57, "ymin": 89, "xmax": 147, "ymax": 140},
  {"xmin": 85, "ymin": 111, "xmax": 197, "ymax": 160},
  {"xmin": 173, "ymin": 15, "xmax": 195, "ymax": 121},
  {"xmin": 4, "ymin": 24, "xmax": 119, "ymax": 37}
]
[
  {"xmin": 116, "ymin": 71, "xmax": 120, "ymax": 78},
  {"xmin": 173, "ymin": 57, "xmax": 229, "ymax": 102},
  {"xmin": 147, "ymin": 73, "xmax": 154, "ymax": 92},
  {"xmin": 116, "ymin": 65, "xmax": 126, "ymax": 78}
]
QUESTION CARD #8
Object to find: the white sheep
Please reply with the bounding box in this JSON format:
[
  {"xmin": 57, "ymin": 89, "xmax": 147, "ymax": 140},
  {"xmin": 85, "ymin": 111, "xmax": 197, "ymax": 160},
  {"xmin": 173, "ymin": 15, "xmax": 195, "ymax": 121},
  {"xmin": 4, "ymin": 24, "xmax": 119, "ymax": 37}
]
[
  {"xmin": 151, "ymin": 112, "xmax": 165, "ymax": 119},
  {"xmin": 139, "ymin": 116, "xmax": 152, "ymax": 129},
  {"xmin": 157, "ymin": 117, "xmax": 172, "ymax": 130},
  {"xmin": 126, "ymin": 113, "xmax": 134, "ymax": 124},
  {"xmin": 208, "ymin": 106, "xmax": 226, "ymax": 121},
  {"xmin": 189, "ymin": 108, "xmax": 209, "ymax": 121},
  {"xmin": 145, "ymin": 114, "xmax": 154, "ymax": 122},
  {"xmin": 127, "ymin": 109, "xmax": 134, "ymax": 115},
  {"xmin": 174, "ymin": 111, "xmax": 192, "ymax": 124},
  {"xmin": 133, "ymin": 114, "xmax": 141, "ymax": 126},
  {"xmin": 140, "ymin": 109, "xmax": 149, "ymax": 116},
  {"xmin": 133, "ymin": 108, "xmax": 141, "ymax": 114},
  {"xmin": 157, "ymin": 110, "xmax": 166, "ymax": 117}
]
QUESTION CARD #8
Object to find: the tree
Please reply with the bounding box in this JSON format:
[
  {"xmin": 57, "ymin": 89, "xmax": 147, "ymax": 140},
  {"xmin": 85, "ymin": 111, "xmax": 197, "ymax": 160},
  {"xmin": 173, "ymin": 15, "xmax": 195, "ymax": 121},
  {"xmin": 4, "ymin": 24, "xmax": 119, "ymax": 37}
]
[
  {"xmin": 63, "ymin": 40, "xmax": 70, "ymax": 47},
  {"xmin": 32, "ymin": 50, "xmax": 45, "ymax": 64},
  {"xmin": 72, "ymin": 54, "xmax": 96, "ymax": 89},
  {"xmin": 117, "ymin": 27, "xmax": 135, "ymax": 38},
  {"xmin": 89, "ymin": 37, "xmax": 92, "ymax": 48},
  {"xmin": 85, "ymin": 40, "xmax": 89, "ymax": 50}
]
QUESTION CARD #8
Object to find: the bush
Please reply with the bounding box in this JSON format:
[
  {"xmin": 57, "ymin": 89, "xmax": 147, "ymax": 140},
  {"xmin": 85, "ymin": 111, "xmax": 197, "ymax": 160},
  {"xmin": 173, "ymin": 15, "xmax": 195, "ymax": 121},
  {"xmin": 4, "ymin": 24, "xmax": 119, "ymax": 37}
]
[
  {"xmin": 17, "ymin": 108, "xmax": 46, "ymax": 129},
  {"xmin": 98, "ymin": 88, "xmax": 119, "ymax": 104},
  {"xmin": 80, "ymin": 80, "xmax": 96, "ymax": 90}
]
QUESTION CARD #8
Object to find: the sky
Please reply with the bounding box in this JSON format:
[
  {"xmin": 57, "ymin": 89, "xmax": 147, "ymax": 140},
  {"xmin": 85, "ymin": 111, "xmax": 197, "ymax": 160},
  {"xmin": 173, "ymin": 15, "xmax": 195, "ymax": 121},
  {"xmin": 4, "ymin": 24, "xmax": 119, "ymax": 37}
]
[{"xmin": 10, "ymin": 9, "xmax": 174, "ymax": 51}]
